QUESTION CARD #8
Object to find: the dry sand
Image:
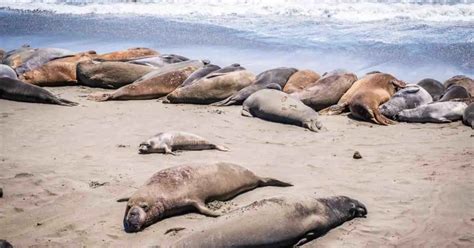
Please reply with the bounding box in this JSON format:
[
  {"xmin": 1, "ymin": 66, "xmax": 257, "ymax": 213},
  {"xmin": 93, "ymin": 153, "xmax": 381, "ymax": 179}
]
[{"xmin": 0, "ymin": 86, "xmax": 473, "ymax": 247}]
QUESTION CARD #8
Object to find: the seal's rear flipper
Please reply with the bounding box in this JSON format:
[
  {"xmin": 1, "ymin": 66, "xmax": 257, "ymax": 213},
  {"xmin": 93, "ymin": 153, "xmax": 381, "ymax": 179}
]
[
  {"xmin": 319, "ymin": 104, "xmax": 347, "ymax": 115},
  {"xmin": 210, "ymin": 96, "xmax": 235, "ymax": 106},
  {"xmin": 259, "ymin": 177, "xmax": 293, "ymax": 187}
]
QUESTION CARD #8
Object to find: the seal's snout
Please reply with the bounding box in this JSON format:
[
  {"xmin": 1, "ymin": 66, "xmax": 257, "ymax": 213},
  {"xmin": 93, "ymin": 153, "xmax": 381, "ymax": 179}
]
[
  {"xmin": 138, "ymin": 143, "xmax": 150, "ymax": 154},
  {"xmin": 350, "ymin": 200, "xmax": 367, "ymax": 218},
  {"xmin": 124, "ymin": 207, "xmax": 145, "ymax": 233}
]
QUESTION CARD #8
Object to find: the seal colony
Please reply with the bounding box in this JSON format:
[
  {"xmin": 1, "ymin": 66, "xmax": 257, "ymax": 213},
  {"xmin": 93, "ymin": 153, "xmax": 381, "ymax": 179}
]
[{"xmin": 1, "ymin": 45, "xmax": 473, "ymax": 247}]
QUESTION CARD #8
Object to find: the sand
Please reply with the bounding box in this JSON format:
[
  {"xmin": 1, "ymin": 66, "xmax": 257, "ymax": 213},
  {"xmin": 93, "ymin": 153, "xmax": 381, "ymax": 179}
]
[{"xmin": 0, "ymin": 86, "xmax": 473, "ymax": 247}]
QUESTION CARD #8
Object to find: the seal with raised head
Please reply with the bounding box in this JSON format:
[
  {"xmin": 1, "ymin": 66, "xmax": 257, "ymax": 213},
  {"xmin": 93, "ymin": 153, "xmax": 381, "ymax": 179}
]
[
  {"xmin": 165, "ymin": 69, "xmax": 255, "ymax": 104},
  {"xmin": 242, "ymin": 89, "xmax": 324, "ymax": 132},
  {"xmin": 88, "ymin": 65, "xmax": 198, "ymax": 101},
  {"xmin": 0, "ymin": 65, "xmax": 18, "ymax": 79},
  {"xmin": 0, "ymin": 77, "xmax": 77, "ymax": 106},
  {"xmin": 395, "ymin": 101, "xmax": 468, "ymax": 123},
  {"xmin": 379, "ymin": 84, "xmax": 433, "ymax": 119},
  {"xmin": 96, "ymin": 47, "xmax": 159, "ymax": 61},
  {"xmin": 291, "ymin": 70, "xmax": 357, "ymax": 111},
  {"xmin": 179, "ymin": 63, "xmax": 221, "ymax": 88},
  {"xmin": 212, "ymin": 67, "xmax": 297, "ymax": 106},
  {"xmin": 76, "ymin": 60, "xmax": 155, "ymax": 89},
  {"xmin": 444, "ymin": 75, "xmax": 474, "ymax": 96},
  {"xmin": 20, "ymin": 51, "xmax": 97, "ymax": 87},
  {"xmin": 120, "ymin": 162, "xmax": 292, "ymax": 232},
  {"xmin": 439, "ymin": 85, "xmax": 470, "ymax": 101},
  {"xmin": 463, "ymin": 103, "xmax": 474, "ymax": 128},
  {"xmin": 138, "ymin": 131, "xmax": 228, "ymax": 154},
  {"xmin": 128, "ymin": 54, "xmax": 189, "ymax": 67},
  {"xmin": 172, "ymin": 195, "xmax": 367, "ymax": 248},
  {"xmin": 282, "ymin": 69, "xmax": 320, "ymax": 94},
  {"xmin": 417, "ymin": 78, "xmax": 445, "ymax": 101}
]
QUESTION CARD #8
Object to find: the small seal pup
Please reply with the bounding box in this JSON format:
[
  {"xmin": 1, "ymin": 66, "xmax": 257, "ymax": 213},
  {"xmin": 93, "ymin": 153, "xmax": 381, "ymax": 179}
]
[
  {"xmin": 242, "ymin": 89, "xmax": 324, "ymax": 132},
  {"xmin": 379, "ymin": 84, "xmax": 433, "ymax": 119},
  {"xmin": 395, "ymin": 101, "xmax": 468, "ymax": 123},
  {"xmin": 0, "ymin": 65, "xmax": 18, "ymax": 79},
  {"xmin": 120, "ymin": 162, "xmax": 292, "ymax": 232},
  {"xmin": 282, "ymin": 69, "xmax": 321, "ymax": 94},
  {"xmin": 439, "ymin": 85, "xmax": 470, "ymax": 101},
  {"xmin": 417, "ymin": 78, "xmax": 445, "ymax": 101},
  {"xmin": 212, "ymin": 67, "xmax": 297, "ymax": 106},
  {"xmin": 0, "ymin": 77, "xmax": 77, "ymax": 106},
  {"xmin": 138, "ymin": 131, "xmax": 228, "ymax": 154},
  {"xmin": 171, "ymin": 195, "xmax": 367, "ymax": 247},
  {"xmin": 463, "ymin": 103, "xmax": 474, "ymax": 128}
]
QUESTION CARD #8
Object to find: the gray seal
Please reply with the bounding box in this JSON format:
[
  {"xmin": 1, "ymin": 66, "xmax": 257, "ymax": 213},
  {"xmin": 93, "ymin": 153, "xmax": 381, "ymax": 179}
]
[
  {"xmin": 129, "ymin": 54, "xmax": 189, "ymax": 67},
  {"xmin": 179, "ymin": 63, "xmax": 221, "ymax": 88},
  {"xmin": 395, "ymin": 101, "xmax": 468, "ymax": 123},
  {"xmin": 0, "ymin": 65, "xmax": 18, "ymax": 80},
  {"xmin": 439, "ymin": 85, "xmax": 470, "ymax": 101},
  {"xmin": 120, "ymin": 162, "xmax": 292, "ymax": 232},
  {"xmin": 242, "ymin": 89, "xmax": 324, "ymax": 132},
  {"xmin": 463, "ymin": 103, "xmax": 474, "ymax": 129},
  {"xmin": 213, "ymin": 67, "xmax": 297, "ymax": 106},
  {"xmin": 0, "ymin": 77, "xmax": 77, "ymax": 106},
  {"xmin": 0, "ymin": 240, "xmax": 13, "ymax": 248},
  {"xmin": 15, "ymin": 48, "xmax": 74, "ymax": 74},
  {"xmin": 417, "ymin": 78, "xmax": 445, "ymax": 101},
  {"xmin": 379, "ymin": 84, "xmax": 433, "ymax": 119},
  {"xmin": 172, "ymin": 195, "xmax": 367, "ymax": 247}
]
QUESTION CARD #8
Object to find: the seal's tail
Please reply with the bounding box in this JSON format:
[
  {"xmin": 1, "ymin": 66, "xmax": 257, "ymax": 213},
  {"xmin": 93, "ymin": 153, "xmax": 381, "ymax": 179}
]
[
  {"xmin": 259, "ymin": 177, "xmax": 293, "ymax": 187},
  {"xmin": 57, "ymin": 98, "xmax": 78, "ymax": 106}
]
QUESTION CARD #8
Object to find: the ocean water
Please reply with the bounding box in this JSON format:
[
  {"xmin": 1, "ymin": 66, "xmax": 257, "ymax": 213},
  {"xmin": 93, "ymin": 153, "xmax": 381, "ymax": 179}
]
[{"xmin": 0, "ymin": 0, "xmax": 473, "ymax": 82}]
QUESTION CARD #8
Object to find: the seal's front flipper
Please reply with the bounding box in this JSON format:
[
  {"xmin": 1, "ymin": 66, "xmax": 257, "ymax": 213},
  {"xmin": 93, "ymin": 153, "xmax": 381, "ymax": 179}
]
[
  {"xmin": 241, "ymin": 108, "xmax": 253, "ymax": 117},
  {"xmin": 293, "ymin": 232, "xmax": 317, "ymax": 247},
  {"xmin": 164, "ymin": 146, "xmax": 178, "ymax": 156},
  {"xmin": 190, "ymin": 201, "xmax": 221, "ymax": 217}
]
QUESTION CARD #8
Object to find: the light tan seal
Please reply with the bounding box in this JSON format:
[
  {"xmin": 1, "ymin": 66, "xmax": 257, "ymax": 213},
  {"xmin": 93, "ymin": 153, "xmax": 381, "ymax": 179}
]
[
  {"xmin": 283, "ymin": 69, "xmax": 320, "ymax": 94},
  {"xmin": 120, "ymin": 162, "xmax": 292, "ymax": 232},
  {"xmin": 96, "ymin": 47, "xmax": 159, "ymax": 61},
  {"xmin": 138, "ymin": 131, "xmax": 228, "ymax": 154}
]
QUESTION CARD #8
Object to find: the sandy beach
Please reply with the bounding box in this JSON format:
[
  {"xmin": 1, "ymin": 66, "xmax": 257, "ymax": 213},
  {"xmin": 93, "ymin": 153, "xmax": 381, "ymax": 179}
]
[{"xmin": 0, "ymin": 85, "xmax": 472, "ymax": 247}]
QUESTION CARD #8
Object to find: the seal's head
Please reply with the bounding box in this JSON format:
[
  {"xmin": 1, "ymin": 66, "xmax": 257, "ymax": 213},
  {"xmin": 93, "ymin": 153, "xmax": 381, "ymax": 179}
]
[
  {"xmin": 138, "ymin": 141, "xmax": 152, "ymax": 154},
  {"xmin": 324, "ymin": 196, "xmax": 367, "ymax": 220},
  {"xmin": 123, "ymin": 196, "xmax": 165, "ymax": 232}
]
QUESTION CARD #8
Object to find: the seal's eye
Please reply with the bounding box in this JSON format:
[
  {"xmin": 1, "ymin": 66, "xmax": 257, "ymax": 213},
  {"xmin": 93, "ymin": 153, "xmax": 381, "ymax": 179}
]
[{"xmin": 140, "ymin": 203, "xmax": 149, "ymax": 212}]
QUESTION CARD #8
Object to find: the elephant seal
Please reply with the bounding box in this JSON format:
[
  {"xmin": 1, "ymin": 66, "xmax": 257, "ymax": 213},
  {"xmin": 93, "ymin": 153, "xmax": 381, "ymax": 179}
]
[
  {"xmin": 20, "ymin": 51, "xmax": 96, "ymax": 86},
  {"xmin": 96, "ymin": 47, "xmax": 159, "ymax": 61},
  {"xmin": 0, "ymin": 65, "xmax": 18, "ymax": 79},
  {"xmin": 282, "ymin": 69, "xmax": 320, "ymax": 94},
  {"xmin": 76, "ymin": 60, "xmax": 154, "ymax": 89},
  {"xmin": 138, "ymin": 131, "xmax": 228, "ymax": 154},
  {"xmin": 88, "ymin": 65, "xmax": 198, "ymax": 101},
  {"xmin": 15, "ymin": 48, "xmax": 74, "ymax": 74},
  {"xmin": 211, "ymin": 63, "xmax": 245, "ymax": 73},
  {"xmin": 321, "ymin": 73, "xmax": 406, "ymax": 125},
  {"xmin": 179, "ymin": 63, "xmax": 221, "ymax": 88},
  {"xmin": 120, "ymin": 162, "xmax": 292, "ymax": 232},
  {"xmin": 417, "ymin": 78, "xmax": 445, "ymax": 101},
  {"xmin": 0, "ymin": 240, "xmax": 13, "ymax": 248},
  {"xmin": 463, "ymin": 103, "xmax": 474, "ymax": 128},
  {"xmin": 165, "ymin": 70, "xmax": 255, "ymax": 104},
  {"xmin": 2, "ymin": 45, "xmax": 36, "ymax": 69},
  {"xmin": 379, "ymin": 84, "xmax": 433, "ymax": 119},
  {"xmin": 212, "ymin": 67, "xmax": 297, "ymax": 106},
  {"xmin": 439, "ymin": 85, "xmax": 470, "ymax": 101},
  {"xmin": 0, "ymin": 77, "xmax": 77, "ymax": 106},
  {"xmin": 395, "ymin": 101, "xmax": 468, "ymax": 123},
  {"xmin": 129, "ymin": 54, "xmax": 189, "ymax": 67},
  {"xmin": 291, "ymin": 70, "xmax": 357, "ymax": 111},
  {"xmin": 172, "ymin": 195, "xmax": 367, "ymax": 248},
  {"xmin": 0, "ymin": 49, "xmax": 5, "ymax": 62},
  {"xmin": 242, "ymin": 89, "xmax": 324, "ymax": 132},
  {"xmin": 444, "ymin": 75, "xmax": 474, "ymax": 96}
]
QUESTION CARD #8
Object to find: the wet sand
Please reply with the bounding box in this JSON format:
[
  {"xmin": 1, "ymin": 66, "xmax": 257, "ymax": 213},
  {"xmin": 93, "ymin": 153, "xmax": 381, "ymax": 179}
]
[{"xmin": 0, "ymin": 86, "xmax": 473, "ymax": 247}]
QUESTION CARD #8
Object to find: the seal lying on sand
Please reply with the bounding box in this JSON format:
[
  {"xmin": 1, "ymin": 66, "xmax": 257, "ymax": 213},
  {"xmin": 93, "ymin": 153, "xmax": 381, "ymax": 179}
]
[
  {"xmin": 439, "ymin": 85, "xmax": 470, "ymax": 101},
  {"xmin": 417, "ymin": 78, "xmax": 445, "ymax": 101},
  {"xmin": 0, "ymin": 77, "xmax": 77, "ymax": 106},
  {"xmin": 395, "ymin": 101, "xmax": 468, "ymax": 123},
  {"xmin": 138, "ymin": 131, "xmax": 228, "ymax": 154},
  {"xmin": 3, "ymin": 45, "xmax": 36, "ymax": 69},
  {"xmin": 0, "ymin": 65, "xmax": 18, "ymax": 80},
  {"xmin": 96, "ymin": 47, "xmax": 159, "ymax": 61},
  {"xmin": 172, "ymin": 195, "xmax": 367, "ymax": 248},
  {"xmin": 120, "ymin": 162, "xmax": 292, "ymax": 232},
  {"xmin": 212, "ymin": 67, "xmax": 297, "ymax": 106},
  {"xmin": 291, "ymin": 70, "xmax": 357, "ymax": 111},
  {"xmin": 165, "ymin": 69, "xmax": 255, "ymax": 104},
  {"xmin": 463, "ymin": 103, "xmax": 474, "ymax": 128},
  {"xmin": 15, "ymin": 48, "xmax": 75, "ymax": 74},
  {"xmin": 282, "ymin": 69, "xmax": 320, "ymax": 94},
  {"xmin": 444, "ymin": 75, "xmax": 474, "ymax": 96},
  {"xmin": 242, "ymin": 89, "xmax": 324, "ymax": 132},
  {"xmin": 128, "ymin": 54, "xmax": 189, "ymax": 67},
  {"xmin": 76, "ymin": 60, "xmax": 155, "ymax": 89},
  {"xmin": 179, "ymin": 63, "xmax": 221, "ymax": 88},
  {"xmin": 379, "ymin": 84, "xmax": 433, "ymax": 119}
]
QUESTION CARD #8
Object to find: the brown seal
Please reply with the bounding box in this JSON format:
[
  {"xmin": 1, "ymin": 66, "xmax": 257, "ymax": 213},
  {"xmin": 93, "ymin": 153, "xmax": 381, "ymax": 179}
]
[
  {"xmin": 291, "ymin": 70, "xmax": 357, "ymax": 110},
  {"xmin": 320, "ymin": 73, "xmax": 406, "ymax": 125},
  {"xmin": 120, "ymin": 162, "xmax": 292, "ymax": 232},
  {"xmin": 444, "ymin": 75, "xmax": 474, "ymax": 96},
  {"xmin": 283, "ymin": 69, "xmax": 320, "ymax": 94},
  {"xmin": 96, "ymin": 47, "xmax": 159, "ymax": 61}
]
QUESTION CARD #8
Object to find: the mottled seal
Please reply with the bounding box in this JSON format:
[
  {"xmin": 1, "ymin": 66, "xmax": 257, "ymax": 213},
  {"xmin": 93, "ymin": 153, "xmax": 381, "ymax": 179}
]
[
  {"xmin": 417, "ymin": 78, "xmax": 445, "ymax": 101},
  {"xmin": 76, "ymin": 60, "xmax": 155, "ymax": 89},
  {"xmin": 282, "ymin": 69, "xmax": 321, "ymax": 94},
  {"xmin": 128, "ymin": 54, "xmax": 189, "ymax": 67},
  {"xmin": 3, "ymin": 45, "xmax": 36, "ymax": 69},
  {"xmin": 0, "ymin": 65, "xmax": 17, "ymax": 80},
  {"xmin": 165, "ymin": 70, "xmax": 255, "ymax": 104},
  {"xmin": 463, "ymin": 103, "xmax": 474, "ymax": 128},
  {"xmin": 138, "ymin": 131, "xmax": 228, "ymax": 154},
  {"xmin": 20, "ymin": 51, "xmax": 96, "ymax": 86},
  {"xmin": 96, "ymin": 47, "xmax": 159, "ymax": 61},
  {"xmin": 444, "ymin": 75, "xmax": 474, "ymax": 96},
  {"xmin": 212, "ymin": 67, "xmax": 297, "ymax": 106},
  {"xmin": 291, "ymin": 70, "xmax": 357, "ymax": 111},
  {"xmin": 172, "ymin": 195, "xmax": 366, "ymax": 247},
  {"xmin": 439, "ymin": 85, "xmax": 470, "ymax": 101},
  {"xmin": 179, "ymin": 63, "xmax": 221, "ymax": 88},
  {"xmin": 395, "ymin": 101, "xmax": 468, "ymax": 123},
  {"xmin": 379, "ymin": 84, "xmax": 433, "ymax": 119},
  {"xmin": 242, "ymin": 89, "xmax": 324, "ymax": 132},
  {"xmin": 15, "ymin": 48, "xmax": 74, "ymax": 74},
  {"xmin": 120, "ymin": 162, "xmax": 292, "ymax": 232},
  {"xmin": 88, "ymin": 65, "xmax": 198, "ymax": 101},
  {"xmin": 0, "ymin": 77, "xmax": 77, "ymax": 106}
]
